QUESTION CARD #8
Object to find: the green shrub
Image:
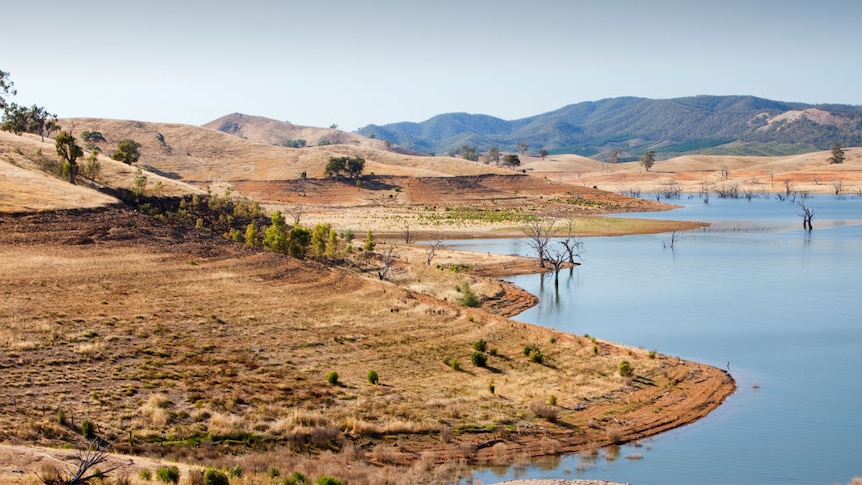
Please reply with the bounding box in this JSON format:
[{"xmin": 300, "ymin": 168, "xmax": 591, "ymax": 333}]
[
  {"xmin": 267, "ymin": 467, "xmax": 280, "ymax": 479},
  {"xmin": 471, "ymin": 351, "xmax": 487, "ymax": 368},
  {"xmin": 156, "ymin": 465, "xmax": 180, "ymax": 484},
  {"xmin": 530, "ymin": 350, "xmax": 544, "ymax": 364},
  {"xmin": 619, "ymin": 360, "xmax": 634, "ymax": 377},
  {"xmin": 316, "ymin": 476, "xmax": 343, "ymax": 485},
  {"xmin": 489, "ymin": 348, "xmax": 498, "ymax": 357},
  {"xmin": 523, "ymin": 345, "xmax": 533, "ymax": 356},
  {"xmin": 203, "ymin": 468, "xmax": 229, "ymax": 485},
  {"xmin": 472, "ymin": 339, "xmax": 487, "ymax": 352},
  {"xmin": 488, "ymin": 381, "xmax": 495, "ymax": 394},
  {"xmin": 648, "ymin": 349, "xmax": 657, "ymax": 359},
  {"xmin": 550, "ymin": 336, "xmax": 557, "ymax": 344},
  {"xmin": 549, "ymin": 395, "xmax": 557, "ymax": 406},
  {"xmin": 326, "ymin": 371, "xmax": 339, "ymax": 385},
  {"xmin": 457, "ymin": 282, "xmax": 480, "ymax": 307},
  {"xmin": 81, "ymin": 420, "xmax": 96, "ymax": 439},
  {"xmin": 227, "ymin": 466, "xmax": 242, "ymax": 478},
  {"xmin": 284, "ymin": 471, "xmax": 307, "ymax": 485},
  {"xmin": 139, "ymin": 469, "xmax": 152, "ymax": 481},
  {"xmin": 367, "ymin": 370, "xmax": 379, "ymax": 385},
  {"xmin": 449, "ymin": 359, "xmax": 461, "ymax": 371}
]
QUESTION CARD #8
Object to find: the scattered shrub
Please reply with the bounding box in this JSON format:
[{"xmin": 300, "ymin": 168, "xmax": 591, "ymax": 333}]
[
  {"xmin": 530, "ymin": 402, "xmax": 558, "ymax": 422},
  {"xmin": 284, "ymin": 471, "xmax": 307, "ymax": 485},
  {"xmin": 619, "ymin": 360, "xmax": 634, "ymax": 377},
  {"xmin": 367, "ymin": 370, "xmax": 379, "ymax": 385},
  {"xmin": 530, "ymin": 350, "xmax": 544, "ymax": 364},
  {"xmin": 471, "ymin": 351, "xmax": 487, "ymax": 368},
  {"xmin": 488, "ymin": 381, "xmax": 495, "ymax": 394},
  {"xmin": 203, "ymin": 468, "xmax": 228, "ymax": 485},
  {"xmin": 549, "ymin": 395, "xmax": 557, "ymax": 406},
  {"xmin": 156, "ymin": 465, "xmax": 180, "ymax": 484},
  {"xmin": 81, "ymin": 420, "xmax": 96, "ymax": 439},
  {"xmin": 489, "ymin": 348, "xmax": 498, "ymax": 357},
  {"xmin": 267, "ymin": 467, "xmax": 280, "ymax": 479},
  {"xmin": 227, "ymin": 466, "xmax": 242, "ymax": 478},
  {"xmin": 472, "ymin": 339, "xmax": 487, "ymax": 352},
  {"xmin": 550, "ymin": 336, "xmax": 557, "ymax": 344},
  {"xmin": 316, "ymin": 476, "xmax": 343, "ymax": 485},
  {"xmin": 648, "ymin": 349, "xmax": 657, "ymax": 359},
  {"xmin": 456, "ymin": 281, "xmax": 480, "ymax": 307},
  {"xmin": 523, "ymin": 345, "xmax": 533, "ymax": 356},
  {"xmin": 449, "ymin": 359, "xmax": 461, "ymax": 371},
  {"xmin": 139, "ymin": 469, "xmax": 152, "ymax": 481},
  {"xmin": 326, "ymin": 371, "xmax": 339, "ymax": 385}
]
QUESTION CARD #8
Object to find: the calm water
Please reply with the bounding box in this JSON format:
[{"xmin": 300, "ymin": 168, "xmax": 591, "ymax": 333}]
[{"xmin": 447, "ymin": 195, "xmax": 862, "ymax": 485}]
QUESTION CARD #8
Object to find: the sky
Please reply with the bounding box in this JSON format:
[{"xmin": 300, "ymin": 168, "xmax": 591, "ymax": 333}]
[{"xmin": 3, "ymin": 0, "xmax": 862, "ymax": 131}]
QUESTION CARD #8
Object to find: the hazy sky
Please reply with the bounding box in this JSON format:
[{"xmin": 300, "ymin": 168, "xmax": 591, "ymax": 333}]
[{"xmin": 4, "ymin": 1, "xmax": 861, "ymax": 130}]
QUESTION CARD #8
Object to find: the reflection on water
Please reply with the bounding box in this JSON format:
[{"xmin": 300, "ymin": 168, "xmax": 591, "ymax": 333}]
[{"xmin": 447, "ymin": 196, "xmax": 862, "ymax": 485}]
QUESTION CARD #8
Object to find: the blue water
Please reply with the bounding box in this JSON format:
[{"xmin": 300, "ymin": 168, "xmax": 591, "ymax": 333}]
[{"xmin": 446, "ymin": 195, "xmax": 862, "ymax": 485}]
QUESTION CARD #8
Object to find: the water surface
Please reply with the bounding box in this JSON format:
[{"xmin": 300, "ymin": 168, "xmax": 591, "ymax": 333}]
[{"xmin": 447, "ymin": 195, "xmax": 862, "ymax": 485}]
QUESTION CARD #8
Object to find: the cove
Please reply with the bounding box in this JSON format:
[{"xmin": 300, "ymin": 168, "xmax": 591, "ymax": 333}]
[{"xmin": 450, "ymin": 195, "xmax": 862, "ymax": 485}]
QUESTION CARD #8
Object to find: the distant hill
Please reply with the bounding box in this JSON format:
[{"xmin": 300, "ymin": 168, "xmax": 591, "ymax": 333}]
[{"xmin": 356, "ymin": 96, "xmax": 862, "ymax": 159}]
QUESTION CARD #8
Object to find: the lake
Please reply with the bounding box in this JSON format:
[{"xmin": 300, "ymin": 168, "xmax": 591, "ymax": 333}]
[{"xmin": 447, "ymin": 195, "xmax": 862, "ymax": 485}]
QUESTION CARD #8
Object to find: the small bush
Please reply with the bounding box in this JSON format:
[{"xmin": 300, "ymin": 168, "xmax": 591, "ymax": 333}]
[
  {"xmin": 550, "ymin": 336, "xmax": 556, "ymax": 344},
  {"xmin": 326, "ymin": 371, "xmax": 339, "ymax": 385},
  {"xmin": 449, "ymin": 359, "xmax": 461, "ymax": 371},
  {"xmin": 488, "ymin": 381, "xmax": 495, "ymax": 394},
  {"xmin": 648, "ymin": 349, "xmax": 657, "ymax": 359},
  {"xmin": 619, "ymin": 360, "xmax": 634, "ymax": 377},
  {"xmin": 267, "ymin": 467, "xmax": 280, "ymax": 479},
  {"xmin": 203, "ymin": 468, "xmax": 229, "ymax": 485},
  {"xmin": 489, "ymin": 348, "xmax": 498, "ymax": 357},
  {"xmin": 523, "ymin": 345, "xmax": 533, "ymax": 356},
  {"xmin": 81, "ymin": 420, "xmax": 96, "ymax": 439},
  {"xmin": 139, "ymin": 469, "xmax": 152, "ymax": 481},
  {"xmin": 471, "ymin": 351, "xmax": 487, "ymax": 368},
  {"xmin": 285, "ymin": 471, "xmax": 307, "ymax": 485},
  {"xmin": 472, "ymin": 339, "xmax": 487, "ymax": 352},
  {"xmin": 156, "ymin": 465, "xmax": 180, "ymax": 484},
  {"xmin": 457, "ymin": 282, "xmax": 480, "ymax": 307},
  {"xmin": 530, "ymin": 350, "xmax": 544, "ymax": 364},
  {"xmin": 530, "ymin": 402, "xmax": 558, "ymax": 422},
  {"xmin": 367, "ymin": 370, "xmax": 379, "ymax": 385},
  {"xmin": 316, "ymin": 476, "xmax": 343, "ymax": 485},
  {"xmin": 227, "ymin": 466, "xmax": 242, "ymax": 478},
  {"xmin": 549, "ymin": 395, "xmax": 557, "ymax": 406}
]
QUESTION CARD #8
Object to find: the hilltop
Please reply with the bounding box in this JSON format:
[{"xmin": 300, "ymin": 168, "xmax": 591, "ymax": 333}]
[{"xmin": 357, "ymin": 95, "xmax": 862, "ymax": 158}]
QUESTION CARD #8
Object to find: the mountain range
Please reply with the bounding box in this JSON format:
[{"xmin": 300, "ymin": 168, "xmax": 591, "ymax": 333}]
[{"xmin": 355, "ymin": 96, "xmax": 862, "ymax": 159}]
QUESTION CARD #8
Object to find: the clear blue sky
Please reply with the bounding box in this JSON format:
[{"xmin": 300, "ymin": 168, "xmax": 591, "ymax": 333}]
[{"xmin": 4, "ymin": 0, "xmax": 861, "ymax": 131}]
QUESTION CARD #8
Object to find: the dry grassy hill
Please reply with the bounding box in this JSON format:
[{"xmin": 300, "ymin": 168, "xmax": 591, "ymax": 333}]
[{"xmin": 522, "ymin": 148, "xmax": 862, "ymax": 195}]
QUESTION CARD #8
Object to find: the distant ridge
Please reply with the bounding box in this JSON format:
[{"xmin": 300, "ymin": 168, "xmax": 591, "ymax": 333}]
[{"xmin": 356, "ymin": 96, "xmax": 862, "ymax": 159}]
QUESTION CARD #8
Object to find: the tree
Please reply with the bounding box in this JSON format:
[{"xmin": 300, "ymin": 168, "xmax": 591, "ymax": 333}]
[
  {"xmin": 558, "ymin": 219, "xmax": 584, "ymax": 265},
  {"xmin": 516, "ymin": 142, "xmax": 528, "ymax": 156},
  {"xmin": 324, "ymin": 156, "xmax": 347, "ymax": 180},
  {"xmin": 607, "ymin": 148, "xmax": 621, "ymax": 164},
  {"xmin": 460, "ymin": 145, "xmax": 479, "ymax": 161},
  {"xmin": 262, "ymin": 211, "xmax": 289, "ymax": 254},
  {"xmin": 311, "ymin": 223, "xmax": 331, "ymax": 257},
  {"xmin": 81, "ymin": 131, "xmax": 106, "ymax": 150},
  {"xmin": 27, "ymin": 105, "xmax": 59, "ymax": 142},
  {"xmin": 522, "ymin": 216, "xmax": 556, "ymax": 268},
  {"xmin": 828, "ymin": 142, "xmax": 845, "ymax": 164},
  {"xmin": 0, "ymin": 103, "xmax": 30, "ymax": 135},
  {"xmin": 425, "ymin": 240, "xmax": 443, "ymax": 265},
  {"xmin": 111, "ymin": 139, "xmax": 141, "ymax": 165},
  {"xmin": 484, "ymin": 146, "xmax": 501, "ymax": 165},
  {"xmin": 502, "ymin": 154, "xmax": 521, "ymax": 169},
  {"xmin": 345, "ymin": 156, "xmax": 365, "ymax": 179},
  {"xmin": 797, "ymin": 201, "xmax": 815, "ymax": 231},
  {"xmin": 641, "ymin": 149, "xmax": 656, "ymax": 172},
  {"xmin": 287, "ymin": 226, "xmax": 311, "ymax": 259},
  {"xmin": 0, "ymin": 69, "xmax": 15, "ymax": 110},
  {"xmin": 538, "ymin": 149, "xmax": 549, "ymax": 160},
  {"xmin": 55, "ymin": 131, "xmax": 83, "ymax": 184}
]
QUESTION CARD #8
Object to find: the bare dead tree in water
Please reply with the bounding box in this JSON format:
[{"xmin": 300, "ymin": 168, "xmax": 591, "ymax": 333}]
[
  {"xmin": 797, "ymin": 201, "xmax": 815, "ymax": 231},
  {"xmin": 522, "ymin": 216, "xmax": 556, "ymax": 268},
  {"xmin": 661, "ymin": 231, "xmax": 679, "ymax": 250},
  {"xmin": 544, "ymin": 247, "xmax": 567, "ymax": 287},
  {"xmin": 558, "ymin": 219, "xmax": 584, "ymax": 265}
]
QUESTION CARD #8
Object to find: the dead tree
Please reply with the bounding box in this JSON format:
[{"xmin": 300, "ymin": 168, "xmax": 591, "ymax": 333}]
[
  {"xmin": 544, "ymin": 247, "xmax": 566, "ymax": 287},
  {"xmin": 377, "ymin": 244, "xmax": 397, "ymax": 280},
  {"xmin": 425, "ymin": 240, "xmax": 443, "ymax": 265},
  {"xmin": 287, "ymin": 203, "xmax": 304, "ymax": 225},
  {"xmin": 797, "ymin": 201, "xmax": 815, "ymax": 230},
  {"xmin": 522, "ymin": 216, "xmax": 556, "ymax": 268},
  {"xmin": 37, "ymin": 440, "xmax": 123, "ymax": 485},
  {"xmin": 558, "ymin": 219, "xmax": 584, "ymax": 265}
]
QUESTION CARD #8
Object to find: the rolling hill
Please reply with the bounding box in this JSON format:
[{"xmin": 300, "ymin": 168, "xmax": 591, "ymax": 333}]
[{"xmin": 356, "ymin": 95, "xmax": 862, "ymax": 158}]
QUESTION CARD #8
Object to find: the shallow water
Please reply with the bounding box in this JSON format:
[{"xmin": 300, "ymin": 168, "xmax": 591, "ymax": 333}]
[{"xmin": 446, "ymin": 195, "xmax": 862, "ymax": 485}]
